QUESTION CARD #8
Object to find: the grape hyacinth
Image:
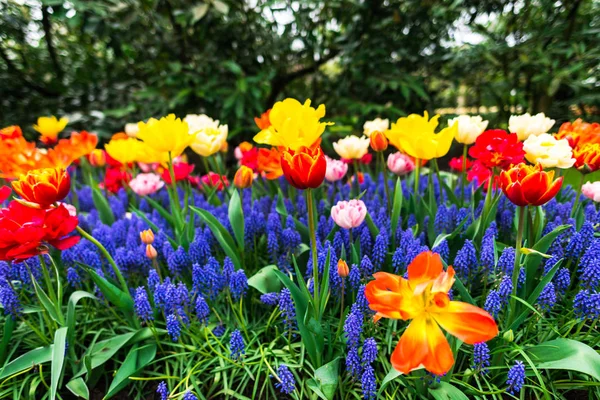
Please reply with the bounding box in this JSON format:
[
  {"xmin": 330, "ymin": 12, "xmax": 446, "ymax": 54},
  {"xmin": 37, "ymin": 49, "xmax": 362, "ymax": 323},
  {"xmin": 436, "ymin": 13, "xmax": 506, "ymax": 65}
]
[
  {"xmin": 230, "ymin": 329, "xmax": 245, "ymax": 361},
  {"xmin": 275, "ymin": 364, "xmax": 296, "ymax": 394},
  {"xmin": 506, "ymin": 361, "xmax": 525, "ymax": 395}
]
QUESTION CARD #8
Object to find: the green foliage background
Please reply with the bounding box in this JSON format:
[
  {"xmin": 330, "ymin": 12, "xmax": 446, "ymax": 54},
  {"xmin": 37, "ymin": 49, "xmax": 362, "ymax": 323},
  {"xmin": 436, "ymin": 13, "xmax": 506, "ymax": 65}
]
[{"xmin": 1, "ymin": 0, "xmax": 598, "ymax": 141}]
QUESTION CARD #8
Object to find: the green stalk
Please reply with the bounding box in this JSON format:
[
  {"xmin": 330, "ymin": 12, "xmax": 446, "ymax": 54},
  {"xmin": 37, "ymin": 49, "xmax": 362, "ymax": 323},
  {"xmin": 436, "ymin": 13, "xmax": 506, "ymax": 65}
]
[
  {"xmin": 508, "ymin": 206, "xmax": 526, "ymax": 323},
  {"xmin": 379, "ymin": 152, "xmax": 392, "ymax": 212},
  {"xmin": 433, "ymin": 158, "xmax": 444, "ymax": 204},
  {"xmin": 167, "ymin": 152, "xmax": 184, "ymax": 233},
  {"xmin": 306, "ymin": 189, "xmax": 320, "ymax": 320},
  {"xmin": 413, "ymin": 158, "xmax": 421, "ymax": 196},
  {"xmin": 352, "ymin": 160, "xmax": 361, "ymax": 198},
  {"xmin": 461, "ymin": 144, "xmax": 467, "ymax": 205},
  {"xmin": 37, "ymin": 255, "xmax": 58, "ymax": 304},
  {"xmin": 76, "ymin": 226, "xmax": 129, "ymax": 295},
  {"xmin": 570, "ymin": 172, "xmax": 585, "ymax": 217}
]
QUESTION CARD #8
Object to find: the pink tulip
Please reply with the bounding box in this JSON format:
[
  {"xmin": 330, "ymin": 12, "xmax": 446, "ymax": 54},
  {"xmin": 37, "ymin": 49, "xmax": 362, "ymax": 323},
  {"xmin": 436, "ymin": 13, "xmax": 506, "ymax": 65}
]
[
  {"xmin": 56, "ymin": 202, "xmax": 77, "ymax": 217},
  {"xmin": 129, "ymin": 173, "xmax": 165, "ymax": 196},
  {"xmin": 387, "ymin": 152, "xmax": 415, "ymax": 176},
  {"xmin": 325, "ymin": 156, "xmax": 349, "ymax": 182},
  {"xmin": 582, "ymin": 181, "xmax": 600, "ymax": 202},
  {"xmin": 331, "ymin": 199, "xmax": 367, "ymax": 229}
]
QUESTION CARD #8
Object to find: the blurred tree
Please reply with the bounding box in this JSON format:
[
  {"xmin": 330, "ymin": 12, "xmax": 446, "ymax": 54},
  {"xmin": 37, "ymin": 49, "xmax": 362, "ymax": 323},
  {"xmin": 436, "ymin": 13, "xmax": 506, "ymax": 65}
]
[{"xmin": 0, "ymin": 0, "xmax": 598, "ymax": 142}]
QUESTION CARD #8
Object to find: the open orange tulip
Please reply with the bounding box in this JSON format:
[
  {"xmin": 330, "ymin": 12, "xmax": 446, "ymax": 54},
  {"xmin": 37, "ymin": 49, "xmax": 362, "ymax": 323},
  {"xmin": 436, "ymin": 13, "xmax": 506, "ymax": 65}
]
[
  {"xmin": 365, "ymin": 251, "xmax": 498, "ymax": 376},
  {"xmin": 499, "ymin": 163, "xmax": 562, "ymax": 207},
  {"xmin": 11, "ymin": 167, "xmax": 71, "ymax": 209}
]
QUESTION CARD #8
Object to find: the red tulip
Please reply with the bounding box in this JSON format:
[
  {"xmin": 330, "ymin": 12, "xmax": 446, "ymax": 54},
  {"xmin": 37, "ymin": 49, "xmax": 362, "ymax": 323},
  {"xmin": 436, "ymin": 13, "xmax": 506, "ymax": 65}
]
[
  {"xmin": 280, "ymin": 146, "xmax": 326, "ymax": 190},
  {"xmin": 499, "ymin": 163, "xmax": 563, "ymax": 206}
]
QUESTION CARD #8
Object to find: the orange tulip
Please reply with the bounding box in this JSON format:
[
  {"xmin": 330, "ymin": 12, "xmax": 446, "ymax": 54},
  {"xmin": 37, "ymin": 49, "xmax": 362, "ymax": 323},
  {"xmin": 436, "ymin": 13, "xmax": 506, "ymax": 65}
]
[
  {"xmin": 0, "ymin": 125, "xmax": 22, "ymax": 139},
  {"xmin": 140, "ymin": 229, "xmax": 155, "ymax": 245},
  {"xmin": 573, "ymin": 143, "xmax": 600, "ymax": 172},
  {"xmin": 234, "ymin": 165, "xmax": 254, "ymax": 189},
  {"xmin": 257, "ymin": 147, "xmax": 283, "ymax": 180},
  {"xmin": 280, "ymin": 146, "xmax": 327, "ymax": 190},
  {"xmin": 254, "ymin": 109, "xmax": 271, "ymax": 130},
  {"xmin": 89, "ymin": 149, "xmax": 107, "ymax": 167},
  {"xmin": 365, "ymin": 251, "xmax": 498, "ymax": 376},
  {"xmin": 369, "ymin": 130, "xmax": 388, "ymax": 152},
  {"xmin": 11, "ymin": 167, "xmax": 71, "ymax": 209},
  {"xmin": 499, "ymin": 163, "xmax": 562, "ymax": 207},
  {"xmin": 337, "ymin": 259, "xmax": 349, "ymax": 278}
]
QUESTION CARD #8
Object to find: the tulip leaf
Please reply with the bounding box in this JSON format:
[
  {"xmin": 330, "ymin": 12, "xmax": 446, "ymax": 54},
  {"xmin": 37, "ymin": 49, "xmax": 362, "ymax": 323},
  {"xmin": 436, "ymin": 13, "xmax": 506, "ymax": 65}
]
[
  {"xmin": 526, "ymin": 338, "xmax": 600, "ymax": 381},
  {"xmin": 142, "ymin": 195, "xmax": 176, "ymax": 226},
  {"xmin": 191, "ymin": 206, "xmax": 242, "ymax": 269},
  {"xmin": 524, "ymin": 224, "xmax": 570, "ymax": 293},
  {"xmin": 307, "ymin": 358, "xmax": 340, "ymax": 400},
  {"xmin": 66, "ymin": 378, "xmax": 89, "ymax": 399},
  {"xmin": 364, "ymin": 212, "xmax": 380, "ymax": 238},
  {"xmin": 50, "ymin": 327, "xmax": 68, "ymax": 400},
  {"xmin": 130, "ymin": 207, "xmax": 178, "ymax": 248},
  {"xmin": 0, "ymin": 345, "xmax": 53, "ymax": 379},
  {"xmin": 31, "ymin": 276, "xmax": 64, "ymax": 325},
  {"xmin": 105, "ymin": 343, "xmax": 157, "ymax": 398},
  {"xmin": 391, "ymin": 178, "xmax": 403, "ymax": 241},
  {"xmin": 247, "ymin": 265, "xmax": 281, "ymax": 294},
  {"xmin": 0, "ymin": 316, "xmax": 15, "ymax": 365},
  {"xmin": 228, "ymin": 189, "xmax": 245, "ymax": 252},
  {"xmin": 429, "ymin": 382, "xmax": 469, "ymax": 400},
  {"xmin": 67, "ymin": 291, "xmax": 97, "ymax": 351},
  {"xmin": 84, "ymin": 267, "xmax": 133, "ymax": 316},
  {"xmin": 91, "ymin": 186, "xmax": 115, "ymax": 225}
]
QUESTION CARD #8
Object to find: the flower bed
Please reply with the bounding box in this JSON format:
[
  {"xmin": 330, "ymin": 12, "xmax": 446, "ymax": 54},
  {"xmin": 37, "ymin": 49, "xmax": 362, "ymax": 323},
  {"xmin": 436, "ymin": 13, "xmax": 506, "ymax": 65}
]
[{"xmin": 1, "ymin": 103, "xmax": 600, "ymax": 399}]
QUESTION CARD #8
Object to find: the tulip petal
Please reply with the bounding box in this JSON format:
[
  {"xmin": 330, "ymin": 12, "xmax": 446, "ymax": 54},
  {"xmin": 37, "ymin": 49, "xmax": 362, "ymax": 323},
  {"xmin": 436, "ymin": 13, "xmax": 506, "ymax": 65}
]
[
  {"xmin": 391, "ymin": 317, "xmax": 454, "ymax": 376},
  {"xmin": 432, "ymin": 301, "xmax": 498, "ymax": 344},
  {"xmin": 520, "ymin": 171, "xmax": 549, "ymax": 205},
  {"xmin": 536, "ymin": 176, "xmax": 563, "ymax": 206},
  {"xmin": 407, "ymin": 251, "xmax": 443, "ymax": 287}
]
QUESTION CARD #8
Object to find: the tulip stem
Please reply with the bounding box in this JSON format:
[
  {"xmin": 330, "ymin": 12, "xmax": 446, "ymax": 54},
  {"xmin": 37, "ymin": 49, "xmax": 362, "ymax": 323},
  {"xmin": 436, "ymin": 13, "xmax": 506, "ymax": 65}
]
[
  {"xmin": 461, "ymin": 144, "xmax": 467, "ymax": 205},
  {"xmin": 570, "ymin": 173, "xmax": 585, "ymax": 217},
  {"xmin": 414, "ymin": 158, "xmax": 421, "ymax": 196},
  {"xmin": 509, "ymin": 206, "xmax": 526, "ymax": 323},
  {"xmin": 167, "ymin": 152, "xmax": 184, "ymax": 233},
  {"xmin": 352, "ymin": 160, "xmax": 361, "ymax": 198},
  {"xmin": 379, "ymin": 152, "xmax": 392, "ymax": 212},
  {"xmin": 306, "ymin": 189, "xmax": 320, "ymax": 320},
  {"xmin": 76, "ymin": 225, "xmax": 130, "ymax": 296},
  {"xmin": 433, "ymin": 158, "xmax": 444, "ymax": 204}
]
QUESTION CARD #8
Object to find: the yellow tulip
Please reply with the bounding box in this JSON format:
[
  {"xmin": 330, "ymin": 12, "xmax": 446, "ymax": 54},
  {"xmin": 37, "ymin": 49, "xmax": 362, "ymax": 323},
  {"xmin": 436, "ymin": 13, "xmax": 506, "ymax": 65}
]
[
  {"xmin": 33, "ymin": 116, "xmax": 68, "ymax": 144},
  {"xmin": 136, "ymin": 114, "xmax": 194, "ymax": 159},
  {"xmin": 105, "ymin": 137, "xmax": 165, "ymax": 165},
  {"xmin": 385, "ymin": 112, "xmax": 456, "ymax": 160},
  {"xmin": 253, "ymin": 98, "xmax": 333, "ymax": 150}
]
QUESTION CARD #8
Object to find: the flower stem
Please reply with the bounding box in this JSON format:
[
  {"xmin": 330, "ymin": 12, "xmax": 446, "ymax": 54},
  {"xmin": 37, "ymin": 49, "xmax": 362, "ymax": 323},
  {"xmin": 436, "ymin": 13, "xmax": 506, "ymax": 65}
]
[
  {"xmin": 461, "ymin": 144, "xmax": 467, "ymax": 205},
  {"xmin": 352, "ymin": 160, "xmax": 360, "ymax": 198},
  {"xmin": 76, "ymin": 225, "xmax": 129, "ymax": 295},
  {"xmin": 306, "ymin": 188, "xmax": 320, "ymax": 320},
  {"xmin": 167, "ymin": 152, "xmax": 184, "ymax": 233},
  {"xmin": 379, "ymin": 152, "xmax": 392, "ymax": 213},
  {"xmin": 509, "ymin": 206, "xmax": 526, "ymax": 322},
  {"xmin": 570, "ymin": 173, "xmax": 585, "ymax": 217},
  {"xmin": 414, "ymin": 158, "xmax": 421, "ymax": 196}
]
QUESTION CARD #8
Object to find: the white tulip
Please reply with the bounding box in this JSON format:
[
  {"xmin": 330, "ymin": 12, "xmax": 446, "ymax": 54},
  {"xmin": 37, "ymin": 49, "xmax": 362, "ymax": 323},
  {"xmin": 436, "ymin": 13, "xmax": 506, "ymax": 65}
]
[
  {"xmin": 448, "ymin": 115, "xmax": 489, "ymax": 145},
  {"xmin": 509, "ymin": 113, "xmax": 555, "ymax": 141},
  {"xmin": 185, "ymin": 114, "xmax": 228, "ymax": 157},
  {"xmin": 523, "ymin": 133, "xmax": 575, "ymax": 169},
  {"xmin": 333, "ymin": 135, "xmax": 370, "ymax": 160},
  {"xmin": 363, "ymin": 118, "xmax": 389, "ymax": 137}
]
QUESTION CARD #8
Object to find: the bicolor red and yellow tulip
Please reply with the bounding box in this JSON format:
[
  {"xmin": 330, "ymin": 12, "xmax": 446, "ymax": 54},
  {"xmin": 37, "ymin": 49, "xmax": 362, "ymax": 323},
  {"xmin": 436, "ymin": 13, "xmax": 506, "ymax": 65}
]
[
  {"xmin": 365, "ymin": 251, "xmax": 498, "ymax": 376},
  {"xmin": 11, "ymin": 167, "xmax": 71, "ymax": 209},
  {"xmin": 499, "ymin": 163, "xmax": 562, "ymax": 207},
  {"xmin": 280, "ymin": 145, "xmax": 327, "ymax": 190},
  {"xmin": 573, "ymin": 143, "xmax": 600, "ymax": 172},
  {"xmin": 234, "ymin": 165, "xmax": 254, "ymax": 189}
]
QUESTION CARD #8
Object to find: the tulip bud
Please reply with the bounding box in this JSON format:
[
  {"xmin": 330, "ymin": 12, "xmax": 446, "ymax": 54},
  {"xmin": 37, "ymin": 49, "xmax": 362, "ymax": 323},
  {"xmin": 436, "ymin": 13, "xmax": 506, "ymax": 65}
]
[
  {"xmin": 503, "ymin": 329, "xmax": 514, "ymax": 343},
  {"xmin": 370, "ymin": 131, "xmax": 388, "ymax": 152},
  {"xmin": 220, "ymin": 140, "xmax": 229, "ymax": 153},
  {"xmin": 146, "ymin": 244, "xmax": 158, "ymax": 259},
  {"xmin": 140, "ymin": 229, "xmax": 154, "ymax": 244},
  {"xmin": 88, "ymin": 149, "xmax": 106, "ymax": 167},
  {"xmin": 337, "ymin": 259, "xmax": 349, "ymax": 278},
  {"xmin": 234, "ymin": 166, "xmax": 254, "ymax": 189}
]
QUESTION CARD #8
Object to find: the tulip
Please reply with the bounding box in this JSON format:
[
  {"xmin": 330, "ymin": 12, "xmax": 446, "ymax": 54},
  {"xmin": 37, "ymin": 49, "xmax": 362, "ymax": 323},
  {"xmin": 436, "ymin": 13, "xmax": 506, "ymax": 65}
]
[
  {"xmin": 337, "ymin": 259, "xmax": 349, "ymax": 278},
  {"xmin": 185, "ymin": 114, "xmax": 229, "ymax": 157},
  {"xmin": 509, "ymin": 113, "xmax": 555, "ymax": 141},
  {"xmin": 88, "ymin": 149, "xmax": 107, "ymax": 167},
  {"xmin": 387, "ymin": 152, "xmax": 415, "ymax": 176},
  {"xmin": 385, "ymin": 112, "xmax": 456, "ymax": 161},
  {"xmin": 0, "ymin": 125, "xmax": 22, "ymax": 139},
  {"xmin": 331, "ymin": 199, "xmax": 367, "ymax": 229},
  {"xmin": 124, "ymin": 123, "xmax": 139, "ymax": 137},
  {"xmin": 582, "ymin": 181, "xmax": 600, "ymax": 202},
  {"xmin": 573, "ymin": 143, "xmax": 600, "ymax": 172},
  {"xmin": 33, "ymin": 116, "xmax": 68, "ymax": 145},
  {"xmin": 555, "ymin": 119, "xmax": 600, "ymax": 149},
  {"xmin": 254, "ymin": 109, "xmax": 271, "ymax": 130},
  {"xmin": 11, "ymin": 167, "xmax": 71, "ymax": 209},
  {"xmin": 280, "ymin": 146, "xmax": 327, "ymax": 190},
  {"xmin": 136, "ymin": 114, "xmax": 194, "ymax": 159},
  {"xmin": 363, "ymin": 118, "xmax": 389, "ymax": 137},
  {"xmin": 469, "ymin": 130, "xmax": 524, "ymax": 169},
  {"xmin": 449, "ymin": 156, "xmax": 473, "ymax": 172},
  {"xmin": 257, "ymin": 147, "xmax": 283, "ymax": 180},
  {"xmin": 160, "ymin": 162, "xmax": 194, "ymax": 184},
  {"xmin": 234, "ymin": 166, "xmax": 254, "ymax": 189},
  {"xmin": 129, "ymin": 173, "xmax": 165, "ymax": 196},
  {"xmin": 325, "ymin": 156, "xmax": 348, "ymax": 182},
  {"xmin": 369, "ymin": 131, "xmax": 388, "ymax": 152},
  {"xmin": 333, "ymin": 135, "xmax": 370, "ymax": 160},
  {"xmin": 499, "ymin": 163, "xmax": 562, "ymax": 207},
  {"xmin": 365, "ymin": 251, "xmax": 498, "ymax": 375},
  {"xmin": 102, "ymin": 168, "xmax": 132, "ymax": 194},
  {"xmin": 0, "ymin": 186, "xmax": 11, "ymax": 204},
  {"xmin": 200, "ymin": 172, "xmax": 229, "ymax": 191},
  {"xmin": 253, "ymin": 98, "xmax": 333, "ymax": 150},
  {"xmin": 235, "ymin": 142, "xmax": 254, "ymax": 161},
  {"xmin": 140, "ymin": 229, "xmax": 155, "ymax": 245},
  {"xmin": 523, "ymin": 133, "xmax": 575, "ymax": 169},
  {"xmin": 146, "ymin": 244, "xmax": 158, "ymax": 260},
  {"xmin": 448, "ymin": 115, "xmax": 488, "ymax": 145}
]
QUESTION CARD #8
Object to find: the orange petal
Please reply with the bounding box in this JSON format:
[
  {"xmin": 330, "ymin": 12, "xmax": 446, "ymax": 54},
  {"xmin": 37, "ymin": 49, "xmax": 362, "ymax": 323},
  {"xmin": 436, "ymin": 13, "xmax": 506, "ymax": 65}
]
[
  {"xmin": 407, "ymin": 251, "xmax": 443, "ymax": 287},
  {"xmin": 433, "ymin": 301, "xmax": 499, "ymax": 344},
  {"xmin": 431, "ymin": 266, "xmax": 455, "ymax": 294},
  {"xmin": 365, "ymin": 272, "xmax": 412, "ymax": 320},
  {"xmin": 391, "ymin": 317, "xmax": 454, "ymax": 376}
]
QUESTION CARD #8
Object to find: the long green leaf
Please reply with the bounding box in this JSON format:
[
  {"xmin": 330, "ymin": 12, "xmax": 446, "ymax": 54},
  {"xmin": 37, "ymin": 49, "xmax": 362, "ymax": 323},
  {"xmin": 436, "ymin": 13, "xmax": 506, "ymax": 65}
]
[
  {"xmin": 247, "ymin": 265, "xmax": 281, "ymax": 294},
  {"xmin": 524, "ymin": 224, "xmax": 570, "ymax": 293},
  {"xmin": 228, "ymin": 190, "xmax": 245, "ymax": 252},
  {"xmin": 142, "ymin": 195, "xmax": 176, "ymax": 226},
  {"xmin": 526, "ymin": 338, "xmax": 600, "ymax": 381},
  {"xmin": 0, "ymin": 317, "xmax": 15, "ymax": 365},
  {"xmin": 67, "ymin": 291, "xmax": 97, "ymax": 349},
  {"xmin": 31, "ymin": 277, "xmax": 63, "ymax": 325},
  {"xmin": 92, "ymin": 186, "xmax": 115, "ymax": 225},
  {"xmin": 66, "ymin": 377, "xmax": 89, "ymax": 399},
  {"xmin": 0, "ymin": 346, "xmax": 53, "ymax": 379},
  {"xmin": 73, "ymin": 331, "xmax": 139, "ymax": 378},
  {"xmin": 429, "ymin": 382, "xmax": 469, "ymax": 400},
  {"xmin": 391, "ymin": 178, "xmax": 403, "ymax": 238},
  {"xmin": 50, "ymin": 327, "xmax": 68, "ymax": 400},
  {"xmin": 191, "ymin": 206, "xmax": 242, "ymax": 269},
  {"xmin": 105, "ymin": 343, "xmax": 157, "ymax": 398},
  {"xmin": 84, "ymin": 268, "xmax": 133, "ymax": 315}
]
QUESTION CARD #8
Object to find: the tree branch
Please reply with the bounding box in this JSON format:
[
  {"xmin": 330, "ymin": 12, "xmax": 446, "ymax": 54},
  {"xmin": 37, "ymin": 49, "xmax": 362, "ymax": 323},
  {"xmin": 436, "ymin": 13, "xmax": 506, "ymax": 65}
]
[
  {"xmin": 0, "ymin": 45, "xmax": 59, "ymax": 97},
  {"xmin": 41, "ymin": 6, "xmax": 64, "ymax": 80}
]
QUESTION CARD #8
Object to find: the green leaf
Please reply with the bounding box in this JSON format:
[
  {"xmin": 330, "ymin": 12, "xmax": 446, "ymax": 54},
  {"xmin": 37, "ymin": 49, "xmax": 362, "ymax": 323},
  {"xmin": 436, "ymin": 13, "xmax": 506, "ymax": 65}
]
[
  {"xmin": 364, "ymin": 212, "xmax": 380, "ymax": 238},
  {"xmin": 73, "ymin": 331, "xmax": 139, "ymax": 379},
  {"xmin": 84, "ymin": 268, "xmax": 133, "ymax": 314},
  {"xmin": 0, "ymin": 346, "xmax": 53, "ymax": 379},
  {"xmin": 391, "ymin": 178, "xmax": 403, "ymax": 238},
  {"xmin": 311, "ymin": 358, "xmax": 340, "ymax": 400},
  {"xmin": 429, "ymin": 382, "xmax": 469, "ymax": 400},
  {"xmin": 50, "ymin": 327, "xmax": 68, "ymax": 400},
  {"xmin": 0, "ymin": 317, "xmax": 15, "ymax": 365},
  {"xmin": 526, "ymin": 338, "xmax": 600, "ymax": 381},
  {"xmin": 67, "ymin": 291, "xmax": 97, "ymax": 350},
  {"xmin": 31, "ymin": 277, "xmax": 64, "ymax": 325},
  {"xmin": 105, "ymin": 343, "xmax": 157, "ymax": 398},
  {"xmin": 66, "ymin": 378, "xmax": 89, "ymax": 399},
  {"xmin": 228, "ymin": 190, "xmax": 245, "ymax": 252},
  {"xmin": 524, "ymin": 224, "xmax": 570, "ymax": 293},
  {"xmin": 142, "ymin": 196, "xmax": 176, "ymax": 226},
  {"xmin": 191, "ymin": 206, "xmax": 242, "ymax": 269},
  {"xmin": 378, "ymin": 367, "xmax": 402, "ymax": 395},
  {"xmin": 92, "ymin": 186, "xmax": 115, "ymax": 225},
  {"xmin": 247, "ymin": 265, "xmax": 281, "ymax": 294}
]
